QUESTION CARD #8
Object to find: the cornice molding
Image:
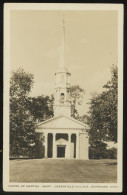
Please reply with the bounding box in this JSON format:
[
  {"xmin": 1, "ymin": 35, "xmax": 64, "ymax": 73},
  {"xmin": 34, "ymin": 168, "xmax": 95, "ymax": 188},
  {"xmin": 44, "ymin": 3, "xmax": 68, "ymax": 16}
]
[{"xmin": 35, "ymin": 127, "xmax": 85, "ymax": 130}]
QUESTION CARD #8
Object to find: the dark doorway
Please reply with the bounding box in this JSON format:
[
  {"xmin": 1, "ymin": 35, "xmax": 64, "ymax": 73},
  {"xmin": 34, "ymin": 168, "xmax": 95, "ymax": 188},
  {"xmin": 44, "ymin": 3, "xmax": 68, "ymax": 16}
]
[{"xmin": 57, "ymin": 146, "xmax": 65, "ymax": 158}]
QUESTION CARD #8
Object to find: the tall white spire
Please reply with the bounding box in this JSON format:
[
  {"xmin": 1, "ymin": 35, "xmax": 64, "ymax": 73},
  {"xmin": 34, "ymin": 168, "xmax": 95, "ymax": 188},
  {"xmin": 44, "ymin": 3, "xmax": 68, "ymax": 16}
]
[{"xmin": 60, "ymin": 14, "xmax": 65, "ymax": 68}]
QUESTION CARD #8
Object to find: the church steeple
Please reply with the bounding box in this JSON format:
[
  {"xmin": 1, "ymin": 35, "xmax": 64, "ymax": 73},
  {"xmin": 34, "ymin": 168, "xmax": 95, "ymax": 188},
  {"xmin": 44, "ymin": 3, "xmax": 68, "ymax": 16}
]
[
  {"xmin": 59, "ymin": 15, "xmax": 65, "ymax": 68},
  {"xmin": 54, "ymin": 14, "xmax": 71, "ymax": 117},
  {"xmin": 58, "ymin": 14, "xmax": 68, "ymax": 73}
]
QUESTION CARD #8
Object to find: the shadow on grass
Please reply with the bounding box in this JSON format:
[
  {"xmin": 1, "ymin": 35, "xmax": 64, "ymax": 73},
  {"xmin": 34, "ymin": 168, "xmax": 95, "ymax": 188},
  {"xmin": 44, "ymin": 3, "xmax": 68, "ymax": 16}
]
[{"xmin": 104, "ymin": 162, "xmax": 117, "ymax": 166}]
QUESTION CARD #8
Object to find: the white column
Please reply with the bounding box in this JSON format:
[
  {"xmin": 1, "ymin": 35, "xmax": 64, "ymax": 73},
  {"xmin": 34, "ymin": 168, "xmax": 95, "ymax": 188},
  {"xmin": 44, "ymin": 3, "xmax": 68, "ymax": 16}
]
[
  {"xmin": 68, "ymin": 133, "xmax": 71, "ymax": 158},
  {"xmin": 76, "ymin": 133, "xmax": 79, "ymax": 159},
  {"xmin": 53, "ymin": 133, "xmax": 56, "ymax": 158},
  {"xmin": 45, "ymin": 133, "xmax": 48, "ymax": 158}
]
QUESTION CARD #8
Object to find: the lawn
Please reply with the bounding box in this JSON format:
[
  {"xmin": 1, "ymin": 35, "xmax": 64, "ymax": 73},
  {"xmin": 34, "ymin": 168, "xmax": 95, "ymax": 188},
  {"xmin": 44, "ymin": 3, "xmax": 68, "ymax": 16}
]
[{"xmin": 10, "ymin": 159, "xmax": 117, "ymax": 183}]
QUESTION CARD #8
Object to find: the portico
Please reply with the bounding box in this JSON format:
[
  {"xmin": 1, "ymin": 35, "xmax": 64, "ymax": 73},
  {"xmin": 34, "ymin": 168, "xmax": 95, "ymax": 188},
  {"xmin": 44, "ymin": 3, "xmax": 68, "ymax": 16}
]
[
  {"xmin": 35, "ymin": 115, "xmax": 89, "ymax": 160},
  {"xmin": 44, "ymin": 132, "xmax": 79, "ymax": 159}
]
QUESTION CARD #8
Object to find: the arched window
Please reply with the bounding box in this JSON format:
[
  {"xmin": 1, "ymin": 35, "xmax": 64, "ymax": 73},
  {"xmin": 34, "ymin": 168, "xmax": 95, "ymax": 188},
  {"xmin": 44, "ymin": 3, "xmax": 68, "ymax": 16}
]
[{"xmin": 61, "ymin": 93, "xmax": 64, "ymax": 100}]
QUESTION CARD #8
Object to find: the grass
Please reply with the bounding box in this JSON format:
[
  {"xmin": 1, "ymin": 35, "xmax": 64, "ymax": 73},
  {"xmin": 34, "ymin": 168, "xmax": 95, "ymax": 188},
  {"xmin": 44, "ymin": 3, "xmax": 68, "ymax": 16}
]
[{"xmin": 10, "ymin": 159, "xmax": 117, "ymax": 183}]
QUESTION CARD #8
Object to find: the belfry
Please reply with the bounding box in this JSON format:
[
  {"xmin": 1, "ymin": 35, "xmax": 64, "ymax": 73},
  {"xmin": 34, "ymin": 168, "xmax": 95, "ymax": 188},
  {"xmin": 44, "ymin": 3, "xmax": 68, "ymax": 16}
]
[{"xmin": 35, "ymin": 16, "xmax": 89, "ymax": 159}]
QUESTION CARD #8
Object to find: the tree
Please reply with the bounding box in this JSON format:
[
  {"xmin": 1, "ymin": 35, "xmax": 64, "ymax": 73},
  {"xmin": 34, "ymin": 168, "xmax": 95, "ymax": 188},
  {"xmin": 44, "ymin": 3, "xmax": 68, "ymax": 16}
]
[
  {"xmin": 89, "ymin": 141, "xmax": 108, "ymax": 159},
  {"xmin": 10, "ymin": 68, "xmax": 35, "ymax": 157},
  {"xmin": 107, "ymin": 147, "xmax": 117, "ymax": 159},
  {"xmin": 78, "ymin": 114, "xmax": 89, "ymax": 124},
  {"xmin": 88, "ymin": 65, "xmax": 118, "ymax": 158},
  {"xmin": 10, "ymin": 68, "xmax": 54, "ymax": 158},
  {"xmin": 28, "ymin": 95, "xmax": 54, "ymax": 123},
  {"xmin": 103, "ymin": 65, "xmax": 118, "ymax": 142},
  {"xmin": 10, "ymin": 68, "xmax": 44, "ymax": 158},
  {"xmin": 70, "ymin": 85, "xmax": 85, "ymax": 119}
]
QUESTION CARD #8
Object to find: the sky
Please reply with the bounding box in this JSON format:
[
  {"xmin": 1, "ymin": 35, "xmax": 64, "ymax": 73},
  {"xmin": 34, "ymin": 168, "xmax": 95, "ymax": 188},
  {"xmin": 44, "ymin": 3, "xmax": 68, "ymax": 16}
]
[{"xmin": 10, "ymin": 10, "xmax": 118, "ymax": 116}]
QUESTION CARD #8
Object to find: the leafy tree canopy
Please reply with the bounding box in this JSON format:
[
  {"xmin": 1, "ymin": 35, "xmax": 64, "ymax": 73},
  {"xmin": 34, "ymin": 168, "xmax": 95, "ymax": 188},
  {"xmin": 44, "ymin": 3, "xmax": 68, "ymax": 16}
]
[
  {"xmin": 28, "ymin": 95, "xmax": 54, "ymax": 123},
  {"xmin": 70, "ymin": 85, "xmax": 85, "ymax": 119},
  {"xmin": 87, "ymin": 65, "xmax": 118, "ymax": 159},
  {"xmin": 10, "ymin": 68, "xmax": 34, "ymax": 98},
  {"xmin": 10, "ymin": 68, "xmax": 47, "ymax": 158}
]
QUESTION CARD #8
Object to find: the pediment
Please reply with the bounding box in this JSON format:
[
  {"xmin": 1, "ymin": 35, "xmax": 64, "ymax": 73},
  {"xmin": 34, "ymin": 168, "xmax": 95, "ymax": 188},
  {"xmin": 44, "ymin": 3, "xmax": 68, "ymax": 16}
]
[
  {"xmin": 36, "ymin": 115, "xmax": 86, "ymax": 129},
  {"xmin": 56, "ymin": 138, "xmax": 67, "ymax": 144}
]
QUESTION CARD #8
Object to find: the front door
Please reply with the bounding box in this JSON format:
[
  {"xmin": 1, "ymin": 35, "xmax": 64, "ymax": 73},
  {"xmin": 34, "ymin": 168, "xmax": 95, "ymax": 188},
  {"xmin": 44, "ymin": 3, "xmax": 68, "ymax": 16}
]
[{"xmin": 57, "ymin": 146, "xmax": 65, "ymax": 158}]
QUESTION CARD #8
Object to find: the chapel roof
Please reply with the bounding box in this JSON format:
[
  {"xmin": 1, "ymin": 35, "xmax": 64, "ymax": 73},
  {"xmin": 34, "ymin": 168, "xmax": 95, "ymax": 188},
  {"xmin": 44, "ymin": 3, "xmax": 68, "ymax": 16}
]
[{"xmin": 35, "ymin": 114, "xmax": 87, "ymax": 130}]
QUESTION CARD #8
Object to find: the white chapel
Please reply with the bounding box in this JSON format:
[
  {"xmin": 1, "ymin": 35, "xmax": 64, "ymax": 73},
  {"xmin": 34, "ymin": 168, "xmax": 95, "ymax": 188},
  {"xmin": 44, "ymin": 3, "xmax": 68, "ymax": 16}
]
[{"xmin": 35, "ymin": 17, "xmax": 89, "ymax": 160}]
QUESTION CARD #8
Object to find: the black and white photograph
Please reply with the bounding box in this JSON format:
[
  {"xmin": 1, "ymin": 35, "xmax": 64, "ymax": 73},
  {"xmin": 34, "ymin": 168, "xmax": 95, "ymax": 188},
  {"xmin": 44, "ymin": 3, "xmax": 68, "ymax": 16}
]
[{"xmin": 3, "ymin": 3, "xmax": 123, "ymax": 192}]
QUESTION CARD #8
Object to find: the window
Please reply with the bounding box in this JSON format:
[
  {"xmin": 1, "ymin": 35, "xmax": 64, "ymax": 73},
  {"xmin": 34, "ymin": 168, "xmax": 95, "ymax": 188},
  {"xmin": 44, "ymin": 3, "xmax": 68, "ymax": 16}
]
[{"xmin": 61, "ymin": 93, "xmax": 64, "ymax": 100}]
